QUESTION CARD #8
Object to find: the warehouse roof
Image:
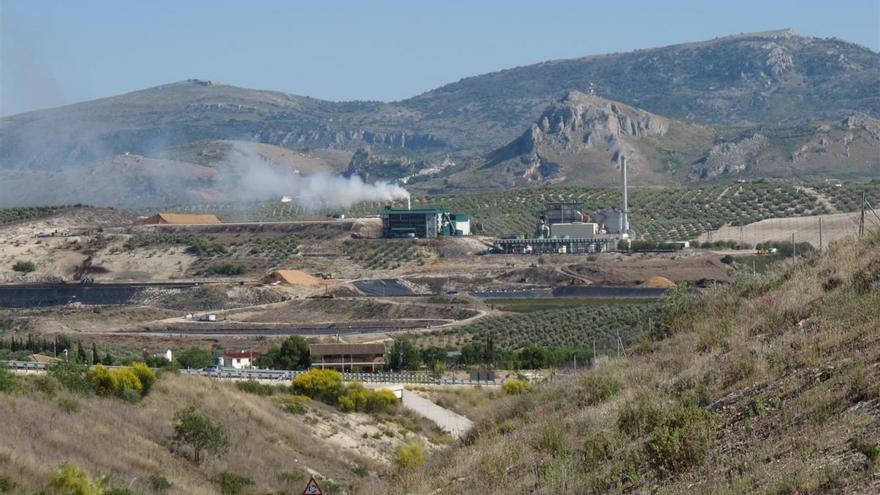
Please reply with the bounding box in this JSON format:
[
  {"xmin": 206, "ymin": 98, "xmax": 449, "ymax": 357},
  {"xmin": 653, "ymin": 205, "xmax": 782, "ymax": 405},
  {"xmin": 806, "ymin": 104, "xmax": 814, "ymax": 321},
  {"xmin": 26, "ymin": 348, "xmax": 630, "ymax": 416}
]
[
  {"xmin": 382, "ymin": 207, "xmax": 449, "ymax": 214},
  {"xmin": 309, "ymin": 343, "xmax": 386, "ymax": 356}
]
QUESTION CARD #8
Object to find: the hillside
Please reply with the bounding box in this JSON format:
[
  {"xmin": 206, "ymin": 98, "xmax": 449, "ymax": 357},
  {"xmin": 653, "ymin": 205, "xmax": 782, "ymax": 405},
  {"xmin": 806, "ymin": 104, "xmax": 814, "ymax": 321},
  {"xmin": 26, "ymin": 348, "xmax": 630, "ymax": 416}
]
[
  {"xmin": 467, "ymin": 91, "xmax": 709, "ymax": 187},
  {"xmin": 370, "ymin": 229, "xmax": 880, "ymax": 494},
  {"xmin": 0, "ymin": 372, "xmax": 452, "ymax": 494},
  {"xmin": 1, "ymin": 30, "xmax": 878, "ymax": 204}
]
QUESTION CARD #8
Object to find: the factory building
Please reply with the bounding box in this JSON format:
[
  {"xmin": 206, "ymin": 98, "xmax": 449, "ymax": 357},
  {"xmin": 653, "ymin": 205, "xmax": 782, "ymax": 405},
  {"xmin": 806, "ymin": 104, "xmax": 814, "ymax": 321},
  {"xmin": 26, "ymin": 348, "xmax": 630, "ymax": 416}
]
[
  {"xmin": 382, "ymin": 207, "xmax": 470, "ymax": 239},
  {"xmin": 497, "ymin": 155, "xmax": 633, "ymax": 254}
]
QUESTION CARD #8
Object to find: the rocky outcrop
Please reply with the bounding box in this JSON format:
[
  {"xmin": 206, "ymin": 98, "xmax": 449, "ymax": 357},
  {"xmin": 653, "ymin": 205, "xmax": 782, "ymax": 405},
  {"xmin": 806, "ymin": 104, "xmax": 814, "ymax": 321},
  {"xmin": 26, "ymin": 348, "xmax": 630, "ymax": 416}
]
[
  {"xmin": 694, "ymin": 134, "xmax": 768, "ymax": 179},
  {"xmin": 485, "ymin": 91, "xmax": 667, "ymax": 182},
  {"xmin": 345, "ymin": 148, "xmax": 424, "ymax": 182}
]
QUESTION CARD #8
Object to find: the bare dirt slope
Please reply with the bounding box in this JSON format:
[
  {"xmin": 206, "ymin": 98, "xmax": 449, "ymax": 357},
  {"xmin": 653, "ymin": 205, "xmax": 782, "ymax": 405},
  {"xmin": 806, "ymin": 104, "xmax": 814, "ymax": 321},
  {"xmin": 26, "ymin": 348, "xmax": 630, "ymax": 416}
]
[
  {"xmin": 567, "ymin": 252, "xmax": 734, "ymax": 285},
  {"xmin": 698, "ymin": 209, "xmax": 879, "ymax": 247}
]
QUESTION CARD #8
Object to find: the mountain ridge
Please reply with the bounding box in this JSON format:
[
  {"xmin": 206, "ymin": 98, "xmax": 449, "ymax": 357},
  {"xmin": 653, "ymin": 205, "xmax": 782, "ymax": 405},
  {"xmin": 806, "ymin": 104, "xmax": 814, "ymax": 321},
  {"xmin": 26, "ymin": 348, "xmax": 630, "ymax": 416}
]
[{"xmin": 1, "ymin": 30, "xmax": 878, "ymax": 205}]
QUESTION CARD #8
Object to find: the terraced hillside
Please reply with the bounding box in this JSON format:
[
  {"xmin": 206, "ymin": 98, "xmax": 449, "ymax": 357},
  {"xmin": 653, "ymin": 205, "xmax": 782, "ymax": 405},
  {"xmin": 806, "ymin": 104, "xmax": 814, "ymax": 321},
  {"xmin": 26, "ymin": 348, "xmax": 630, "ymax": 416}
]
[
  {"xmin": 422, "ymin": 302, "xmax": 662, "ymax": 352},
  {"xmin": 158, "ymin": 181, "xmax": 880, "ymax": 241}
]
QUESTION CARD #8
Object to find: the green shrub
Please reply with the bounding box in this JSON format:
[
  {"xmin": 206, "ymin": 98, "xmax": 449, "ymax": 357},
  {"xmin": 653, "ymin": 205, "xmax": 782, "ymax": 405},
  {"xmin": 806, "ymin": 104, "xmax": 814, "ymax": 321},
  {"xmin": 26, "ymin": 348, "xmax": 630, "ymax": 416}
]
[
  {"xmin": 204, "ymin": 263, "xmax": 246, "ymax": 276},
  {"xmin": 365, "ymin": 389, "xmax": 399, "ymax": 413},
  {"xmin": 617, "ymin": 397, "xmax": 664, "ymax": 438},
  {"xmin": 338, "ymin": 383, "xmax": 370, "ymax": 412},
  {"xmin": 0, "ymin": 475, "xmax": 16, "ymax": 493},
  {"xmin": 653, "ymin": 284, "xmax": 698, "ymax": 340},
  {"xmin": 175, "ymin": 347, "xmax": 214, "ymax": 369},
  {"xmin": 0, "ymin": 364, "xmax": 19, "ymax": 393},
  {"xmin": 146, "ymin": 474, "xmax": 172, "ymax": 492},
  {"xmin": 48, "ymin": 464, "xmax": 104, "ymax": 495},
  {"xmin": 533, "ymin": 422, "xmax": 565, "ymax": 456},
  {"xmin": 503, "ymin": 379, "xmax": 530, "ymax": 394},
  {"xmin": 86, "ymin": 364, "xmax": 145, "ymax": 400},
  {"xmin": 129, "ymin": 362, "xmax": 156, "ymax": 396},
  {"xmin": 578, "ymin": 373, "xmax": 622, "ymax": 406},
  {"xmin": 12, "ymin": 260, "xmax": 35, "ymax": 273},
  {"xmin": 172, "ymin": 405, "xmax": 229, "ymax": 464},
  {"xmin": 394, "ymin": 437, "xmax": 426, "ymax": 469},
  {"xmin": 57, "ymin": 396, "xmax": 80, "ymax": 414},
  {"xmin": 48, "ymin": 361, "xmax": 91, "ymax": 394},
  {"xmin": 291, "ymin": 369, "xmax": 344, "ymax": 403},
  {"xmin": 216, "ymin": 472, "xmax": 254, "ymax": 495},
  {"xmin": 273, "ymin": 394, "xmax": 310, "ymax": 414},
  {"xmin": 644, "ymin": 404, "xmax": 716, "ymax": 477},
  {"xmin": 235, "ymin": 380, "xmax": 279, "ymax": 396}
]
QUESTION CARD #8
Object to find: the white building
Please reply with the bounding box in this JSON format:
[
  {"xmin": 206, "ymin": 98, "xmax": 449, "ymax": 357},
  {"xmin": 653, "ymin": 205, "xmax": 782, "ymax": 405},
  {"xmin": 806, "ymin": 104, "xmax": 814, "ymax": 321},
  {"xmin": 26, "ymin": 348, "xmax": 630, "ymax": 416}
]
[{"xmin": 218, "ymin": 351, "xmax": 262, "ymax": 369}]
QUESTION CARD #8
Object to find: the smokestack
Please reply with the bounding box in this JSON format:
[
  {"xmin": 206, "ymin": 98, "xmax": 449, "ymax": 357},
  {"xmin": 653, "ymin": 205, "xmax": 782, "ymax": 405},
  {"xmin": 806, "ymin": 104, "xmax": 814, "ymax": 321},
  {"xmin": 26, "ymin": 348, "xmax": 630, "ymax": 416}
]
[{"xmin": 620, "ymin": 155, "xmax": 629, "ymax": 235}]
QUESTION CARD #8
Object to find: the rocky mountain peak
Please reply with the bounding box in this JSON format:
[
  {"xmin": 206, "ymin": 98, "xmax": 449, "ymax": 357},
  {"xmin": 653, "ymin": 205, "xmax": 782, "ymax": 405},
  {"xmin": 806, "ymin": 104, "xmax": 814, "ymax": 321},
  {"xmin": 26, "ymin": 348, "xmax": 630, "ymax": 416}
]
[{"xmin": 485, "ymin": 91, "xmax": 668, "ymax": 183}]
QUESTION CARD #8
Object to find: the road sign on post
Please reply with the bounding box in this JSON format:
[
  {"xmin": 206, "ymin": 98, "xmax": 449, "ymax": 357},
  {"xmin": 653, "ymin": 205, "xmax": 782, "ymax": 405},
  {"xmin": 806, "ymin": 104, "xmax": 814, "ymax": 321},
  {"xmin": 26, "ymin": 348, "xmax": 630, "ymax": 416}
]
[{"xmin": 302, "ymin": 476, "xmax": 323, "ymax": 495}]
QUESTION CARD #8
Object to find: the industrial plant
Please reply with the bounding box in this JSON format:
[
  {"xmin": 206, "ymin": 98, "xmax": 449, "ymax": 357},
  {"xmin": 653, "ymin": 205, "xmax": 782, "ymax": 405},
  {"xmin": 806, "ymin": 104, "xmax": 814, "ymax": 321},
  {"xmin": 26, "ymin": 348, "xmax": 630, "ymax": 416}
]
[
  {"xmin": 382, "ymin": 206, "xmax": 471, "ymax": 239},
  {"xmin": 495, "ymin": 155, "xmax": 634, "ymax": 254}
]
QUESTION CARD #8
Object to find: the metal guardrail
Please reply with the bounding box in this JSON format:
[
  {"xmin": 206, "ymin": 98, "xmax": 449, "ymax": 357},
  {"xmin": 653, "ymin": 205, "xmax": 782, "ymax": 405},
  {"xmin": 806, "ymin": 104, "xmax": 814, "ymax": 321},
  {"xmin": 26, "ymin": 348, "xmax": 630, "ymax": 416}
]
[{"xmin": 2, "ymin": 361, "xmax": 498, "ymax": 386}]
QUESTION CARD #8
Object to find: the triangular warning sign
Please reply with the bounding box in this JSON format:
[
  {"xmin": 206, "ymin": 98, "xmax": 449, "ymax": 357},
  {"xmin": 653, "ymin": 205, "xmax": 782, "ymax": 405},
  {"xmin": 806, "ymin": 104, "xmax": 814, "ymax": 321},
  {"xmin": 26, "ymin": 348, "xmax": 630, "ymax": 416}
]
[{"xmin": 302, "ymin": 476, "xmax": 323, "ymax": 495}]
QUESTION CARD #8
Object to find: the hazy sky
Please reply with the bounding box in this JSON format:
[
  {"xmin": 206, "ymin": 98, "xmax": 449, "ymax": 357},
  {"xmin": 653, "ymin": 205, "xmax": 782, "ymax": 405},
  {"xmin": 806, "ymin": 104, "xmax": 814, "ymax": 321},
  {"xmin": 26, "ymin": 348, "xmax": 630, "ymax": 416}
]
[{"xmin": 2, "ymin": 0, "xmax": 878, "ymax": 116}]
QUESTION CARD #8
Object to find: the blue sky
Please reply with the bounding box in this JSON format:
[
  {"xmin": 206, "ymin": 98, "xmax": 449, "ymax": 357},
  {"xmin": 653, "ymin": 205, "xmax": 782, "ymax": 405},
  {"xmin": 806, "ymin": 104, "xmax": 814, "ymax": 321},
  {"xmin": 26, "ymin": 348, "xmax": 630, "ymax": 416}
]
[{"xmin": 2, "ymin": 0, "xmax": 878, "ymax": 116}]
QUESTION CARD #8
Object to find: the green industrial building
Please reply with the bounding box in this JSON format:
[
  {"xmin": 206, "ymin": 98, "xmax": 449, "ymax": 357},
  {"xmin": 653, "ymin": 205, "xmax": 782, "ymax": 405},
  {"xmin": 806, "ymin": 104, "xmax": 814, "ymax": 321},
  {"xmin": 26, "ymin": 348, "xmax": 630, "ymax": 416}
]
[{"xmin": 381, "ymin": 207, "xmax": 471, "ymax": 239}]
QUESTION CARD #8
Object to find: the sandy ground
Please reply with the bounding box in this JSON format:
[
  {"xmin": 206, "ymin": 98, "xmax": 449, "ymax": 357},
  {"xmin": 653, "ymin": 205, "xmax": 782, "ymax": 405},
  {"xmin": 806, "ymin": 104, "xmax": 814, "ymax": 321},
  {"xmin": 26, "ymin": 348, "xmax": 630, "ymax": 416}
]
[
  {"xmin": 698, "ymin": 209, "xmax": 880, "ymax": 248},
  {"xmin": 567, "ymin": 251, "xmax": 734, "ymax": 285}
]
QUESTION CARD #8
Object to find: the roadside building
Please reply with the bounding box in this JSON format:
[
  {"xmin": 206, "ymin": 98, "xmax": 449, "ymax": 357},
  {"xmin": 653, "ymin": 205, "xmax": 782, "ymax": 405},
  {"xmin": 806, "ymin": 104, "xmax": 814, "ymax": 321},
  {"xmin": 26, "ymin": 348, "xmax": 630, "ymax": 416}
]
[
  {"xmin": 134, "ymin": 213, "xmax": 221, "ymax": 225},
  {"xmin": 309, "ymin": 343, "xmax": 386, "ymax": 371},
  {"xmin": 218, "ymin": 351, "xmax": 262, "ymax": 369}
]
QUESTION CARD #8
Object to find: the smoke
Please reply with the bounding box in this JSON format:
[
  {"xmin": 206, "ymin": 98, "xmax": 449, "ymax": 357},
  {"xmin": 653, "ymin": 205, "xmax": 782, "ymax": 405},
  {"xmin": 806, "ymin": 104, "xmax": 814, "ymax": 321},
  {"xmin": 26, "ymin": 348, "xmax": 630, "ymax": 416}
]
[
  {"xmin": 217, "ymin": 141, "xmax": 410, "ymax": 211},
  {"xmin": 1, "ymin": 22, "xmax": 66, "ymax": 116}
]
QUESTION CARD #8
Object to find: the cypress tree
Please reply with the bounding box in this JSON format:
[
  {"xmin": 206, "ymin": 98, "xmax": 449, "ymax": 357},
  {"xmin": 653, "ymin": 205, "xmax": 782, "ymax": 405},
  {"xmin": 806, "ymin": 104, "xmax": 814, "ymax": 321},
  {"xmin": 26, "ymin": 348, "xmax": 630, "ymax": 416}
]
[
  {"xmin": 91, "ymin": 343, "xmax": 99, "ymax": 365},
  {"xmin": 76, "ymin": 343, "xmax": 87, "ymax": 364}
]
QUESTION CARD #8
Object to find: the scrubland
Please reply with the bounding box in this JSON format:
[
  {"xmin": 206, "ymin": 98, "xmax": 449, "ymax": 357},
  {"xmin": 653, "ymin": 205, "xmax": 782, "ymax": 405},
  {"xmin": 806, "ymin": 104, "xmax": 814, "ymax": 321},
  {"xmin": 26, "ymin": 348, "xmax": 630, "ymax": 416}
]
[{"xmin": 368, "ymin": 230, "xmax": 880, "ymax": 494}]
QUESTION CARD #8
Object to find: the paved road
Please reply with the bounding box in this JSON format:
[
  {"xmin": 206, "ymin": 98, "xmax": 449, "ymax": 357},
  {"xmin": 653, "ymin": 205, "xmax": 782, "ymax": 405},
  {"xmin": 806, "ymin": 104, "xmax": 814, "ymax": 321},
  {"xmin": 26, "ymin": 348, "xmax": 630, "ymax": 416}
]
[{"xmin": 401, "ymin": 390, "xmax": 473, "ymax": 438}]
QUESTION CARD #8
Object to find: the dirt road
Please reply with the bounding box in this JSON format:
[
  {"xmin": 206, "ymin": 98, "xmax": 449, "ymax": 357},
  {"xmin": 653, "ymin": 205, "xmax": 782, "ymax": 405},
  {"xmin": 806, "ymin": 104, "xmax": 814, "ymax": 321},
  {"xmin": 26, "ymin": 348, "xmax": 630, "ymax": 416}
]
[{"xmin": 401, "ymin": 389, "xmax": 473, "ymax": 438}]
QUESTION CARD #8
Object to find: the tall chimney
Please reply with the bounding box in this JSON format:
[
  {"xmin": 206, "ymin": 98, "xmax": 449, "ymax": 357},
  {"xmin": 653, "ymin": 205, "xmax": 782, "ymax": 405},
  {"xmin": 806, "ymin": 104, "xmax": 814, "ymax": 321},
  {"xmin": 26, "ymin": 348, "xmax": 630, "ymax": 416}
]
[{"xmin": 620, "ymin": 155, "xmax": 629, "ymax": 235}]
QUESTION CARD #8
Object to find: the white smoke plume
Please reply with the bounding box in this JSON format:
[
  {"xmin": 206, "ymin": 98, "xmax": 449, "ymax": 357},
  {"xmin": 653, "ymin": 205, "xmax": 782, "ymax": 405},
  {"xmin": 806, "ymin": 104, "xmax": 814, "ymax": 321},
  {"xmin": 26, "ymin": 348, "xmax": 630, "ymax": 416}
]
[{"xmin": 220, "ymin": 141, "xmax": 410, "ymax": 211}]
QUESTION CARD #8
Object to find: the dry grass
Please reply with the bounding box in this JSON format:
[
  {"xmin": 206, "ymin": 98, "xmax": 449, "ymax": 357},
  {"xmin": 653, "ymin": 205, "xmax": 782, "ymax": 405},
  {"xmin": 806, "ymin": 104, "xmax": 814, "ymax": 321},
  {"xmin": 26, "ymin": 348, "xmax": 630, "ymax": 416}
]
[
  {"xmin": 0, "ymin": 373, "xmax": 441, "ymax": 494},
  {"xmin": 367, "ymin": 230, "xmax": 880, "ymax": 494}
]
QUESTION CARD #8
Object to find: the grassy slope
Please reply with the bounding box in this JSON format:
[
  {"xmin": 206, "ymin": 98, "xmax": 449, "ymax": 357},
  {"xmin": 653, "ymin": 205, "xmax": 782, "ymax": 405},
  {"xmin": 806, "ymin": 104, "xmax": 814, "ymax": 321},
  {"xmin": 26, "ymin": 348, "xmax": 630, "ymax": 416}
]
[
  {"xmin": 372, "ymin": 231, "xmax": 880, "ymax": 494},
  {"xmin": 0, "ymin": 374, "xmax": 445, "ymax": 494}
]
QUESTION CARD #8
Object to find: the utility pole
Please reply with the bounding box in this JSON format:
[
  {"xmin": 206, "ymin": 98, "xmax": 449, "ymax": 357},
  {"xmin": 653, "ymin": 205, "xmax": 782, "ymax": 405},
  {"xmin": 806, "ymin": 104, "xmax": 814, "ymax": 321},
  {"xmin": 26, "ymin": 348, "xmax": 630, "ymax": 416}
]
[{"xmin": 859, "ymin": 192, "xmax": 866, "ymax": 239}]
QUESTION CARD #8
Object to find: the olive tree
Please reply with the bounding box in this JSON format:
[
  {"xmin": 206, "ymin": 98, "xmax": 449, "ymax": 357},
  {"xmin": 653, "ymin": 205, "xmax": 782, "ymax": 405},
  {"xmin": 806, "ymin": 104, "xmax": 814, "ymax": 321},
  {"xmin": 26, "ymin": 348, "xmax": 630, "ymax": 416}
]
[{"xmin": 172, "ymin": 406, "xmax": 228, "ymax": 464}]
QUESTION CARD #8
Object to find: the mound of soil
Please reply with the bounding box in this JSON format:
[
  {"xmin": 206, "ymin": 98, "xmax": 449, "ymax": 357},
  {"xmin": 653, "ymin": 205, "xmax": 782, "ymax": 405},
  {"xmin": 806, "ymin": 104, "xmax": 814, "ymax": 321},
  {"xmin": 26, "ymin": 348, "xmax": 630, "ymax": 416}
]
[
  {"xmin": 569, "ymin": 254, "xmax": 732, "ymax": 285},
  {"xmin": 642, "ymin": 275, "xmax": 675, "ymax": 288}
]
